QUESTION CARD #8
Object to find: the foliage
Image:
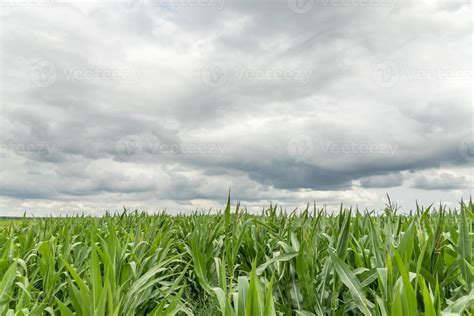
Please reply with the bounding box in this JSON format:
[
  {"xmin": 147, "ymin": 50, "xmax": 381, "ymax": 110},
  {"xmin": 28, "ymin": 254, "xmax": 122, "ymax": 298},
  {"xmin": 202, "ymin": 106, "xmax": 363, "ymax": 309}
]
[{"xmin": 0, "ymin": 198, "xmax": 473, "ymax": 315}]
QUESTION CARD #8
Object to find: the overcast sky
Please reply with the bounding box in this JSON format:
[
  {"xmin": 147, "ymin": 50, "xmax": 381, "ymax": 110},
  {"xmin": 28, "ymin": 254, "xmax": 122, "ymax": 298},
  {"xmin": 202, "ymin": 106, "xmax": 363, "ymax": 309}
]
[{"xmin": 0, "ymin": 0, "xmax": 472, "ymax": 215}]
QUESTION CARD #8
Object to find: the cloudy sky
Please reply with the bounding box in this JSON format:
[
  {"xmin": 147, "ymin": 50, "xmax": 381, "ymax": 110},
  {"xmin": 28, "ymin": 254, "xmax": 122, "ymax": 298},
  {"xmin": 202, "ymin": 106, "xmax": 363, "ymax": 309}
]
[{"xmin": 0, "ymin": 0, "xmax": 472, "ymax": 215}]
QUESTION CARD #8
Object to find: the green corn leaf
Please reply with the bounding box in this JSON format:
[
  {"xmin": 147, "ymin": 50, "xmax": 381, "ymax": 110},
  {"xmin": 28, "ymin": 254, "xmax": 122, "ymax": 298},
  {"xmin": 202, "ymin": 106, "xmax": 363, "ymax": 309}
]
[
  {"xmin": 329, "ymin": 251, "xmax": 373, "ymax": 316},
  {"xmin": 0, "ymin": 262, "xmax": 17, "ymax": 313}
]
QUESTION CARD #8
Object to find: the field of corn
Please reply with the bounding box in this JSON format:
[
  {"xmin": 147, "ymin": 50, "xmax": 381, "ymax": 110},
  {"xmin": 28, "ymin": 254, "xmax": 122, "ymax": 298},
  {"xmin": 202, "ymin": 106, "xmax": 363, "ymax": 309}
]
[{"xmin": 0, "ymin": 198, "xmax": 473, "ymax": 315}]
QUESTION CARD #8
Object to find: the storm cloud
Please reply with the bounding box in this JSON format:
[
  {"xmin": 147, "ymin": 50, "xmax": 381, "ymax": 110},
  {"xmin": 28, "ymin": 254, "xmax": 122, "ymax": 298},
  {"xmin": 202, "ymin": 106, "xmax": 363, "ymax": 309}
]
[{"xmin": 0, "ymin": 0, "xmax": 472, "ymax": 215}]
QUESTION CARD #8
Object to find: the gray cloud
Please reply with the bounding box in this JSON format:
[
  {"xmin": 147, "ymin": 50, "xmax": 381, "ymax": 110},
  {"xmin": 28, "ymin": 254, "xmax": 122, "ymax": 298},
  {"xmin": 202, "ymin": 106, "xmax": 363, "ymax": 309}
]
[
  {"xmin": 359, "ymin": 172, "xmax": 404, "ymax": 188},
  {"xmin": 411, "ymin": 172, "xmax": 472, "ymax": 191},
  {"xmin": 0, "ymin": 0, "xmax": 472, "ymax": 213}
]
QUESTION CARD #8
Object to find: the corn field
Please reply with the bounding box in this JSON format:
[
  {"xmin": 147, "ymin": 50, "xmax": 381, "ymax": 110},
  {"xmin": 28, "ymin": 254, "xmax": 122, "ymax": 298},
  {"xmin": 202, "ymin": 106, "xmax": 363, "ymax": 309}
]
[{"xmin": 0, "ymin": 198, "xmax": 473, "ymax": 315}]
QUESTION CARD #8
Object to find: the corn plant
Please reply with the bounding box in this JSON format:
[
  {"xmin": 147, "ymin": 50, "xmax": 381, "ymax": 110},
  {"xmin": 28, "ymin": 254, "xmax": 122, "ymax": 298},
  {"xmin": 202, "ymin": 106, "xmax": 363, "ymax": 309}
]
[{"xmin": 0, "ymin": 198, "xmax": 473, "ymax": 315}]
